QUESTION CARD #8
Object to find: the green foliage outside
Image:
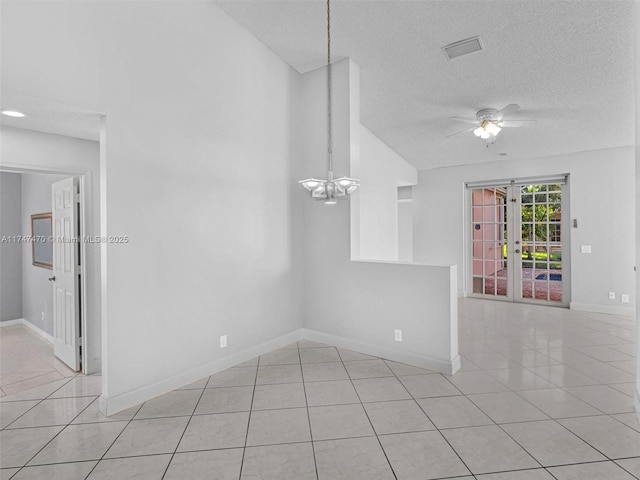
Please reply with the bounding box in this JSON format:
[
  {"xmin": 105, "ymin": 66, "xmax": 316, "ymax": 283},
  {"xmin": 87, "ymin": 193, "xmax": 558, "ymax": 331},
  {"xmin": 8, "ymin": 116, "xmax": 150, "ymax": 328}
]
[
  {"xmin": 502, "ymin": 184, "xmax": 563, "ymax": 270},
  {"xmin": 501, "ymin": 248, "xmax": 562, "ymax": 270},
  {"xmin": 520, "ymin": 184, "xmax": 561, "ymax": 244}
]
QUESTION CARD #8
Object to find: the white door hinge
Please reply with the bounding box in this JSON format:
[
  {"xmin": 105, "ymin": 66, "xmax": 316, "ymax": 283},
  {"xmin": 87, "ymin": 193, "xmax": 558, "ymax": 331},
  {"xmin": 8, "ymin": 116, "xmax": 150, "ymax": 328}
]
[
  {"xmin": 75, "ymin": 265, "xmax": 82, "ymax": 275},
  {"xmin": 78, "ymin": 337, "xmax": 83, "ymax": 347},
  {"xmin": 75, "ymin": 193, "xmax": 81, "ymax": 203}
]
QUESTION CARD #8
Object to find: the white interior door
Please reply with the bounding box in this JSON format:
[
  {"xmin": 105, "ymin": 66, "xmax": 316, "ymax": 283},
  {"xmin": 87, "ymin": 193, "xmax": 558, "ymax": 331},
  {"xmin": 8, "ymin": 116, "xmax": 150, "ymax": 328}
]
[{"xmin": 52, "ymin": 177, "xmax": 81, "ymax": 371}]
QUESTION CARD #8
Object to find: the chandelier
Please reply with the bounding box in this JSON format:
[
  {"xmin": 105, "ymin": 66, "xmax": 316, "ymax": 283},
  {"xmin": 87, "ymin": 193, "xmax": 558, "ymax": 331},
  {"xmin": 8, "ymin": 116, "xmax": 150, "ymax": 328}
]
[{"xmin": 299, "ymin": 0, "xmax": 360, "ymax": 204}]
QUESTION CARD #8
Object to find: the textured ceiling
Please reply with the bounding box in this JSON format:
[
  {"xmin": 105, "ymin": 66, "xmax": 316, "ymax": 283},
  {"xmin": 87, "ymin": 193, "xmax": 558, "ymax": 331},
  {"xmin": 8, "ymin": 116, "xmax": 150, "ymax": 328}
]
[
  {"xmin": 0, "ymin": 92, "xmax": 102, "ymax": 142},
  {"xmin": 216, "ymin": 0, "xmax": 635, "ymax": 170}
]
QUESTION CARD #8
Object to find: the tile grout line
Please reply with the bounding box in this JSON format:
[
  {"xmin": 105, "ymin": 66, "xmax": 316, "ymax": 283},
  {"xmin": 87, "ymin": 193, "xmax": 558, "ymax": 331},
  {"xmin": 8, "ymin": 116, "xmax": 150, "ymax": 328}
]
[
  {"xmin": 236, "ymin": 354, "xmax": 261, "ymax": 479},
  {"xmin": 464, "ymin": 349, "xmax": 635, "ymax": 470},
  {"xmin": 461, "ymin": 323, "xmax": 640, "ymax": 477},
  {"xmin": 79, "ymin": 402, "xmax": 146, "ymax": 479},
  {"xmin": 614, "ymin": 459, "xmax": 640, "ymax": 480},
  {"xmin": 518, "ymin": 361, "xmax": 631, "ymax": 389},
  {"xmin": 459, "ymin": 390, "xmax": 567, "ymax": 473},
  {"xmin": 384, "ymin": 360, "xmax": 477, "ymax": 478},
  {"xmin": 610, "ymin": 414, "xmax": 640, "ymax": 434},
  {"xmin": 9, "ymin": 394, "xmax": 625, "ymax": 433},
  {"xmin": 6, "ymin": 393, "xmax": 100, "ymax": 428},
  {"xmin": 547, "ymin": 414, "xmax": 636, "ymax": 468},
  {"xmin": 335, "ymin": 349, "xmax": 399, "ymax": 480},
  {"xmin": 159, "ymin": 374, "xmax": 213, "ymax": 480},
  {"xmin": 297, "ymin": 343, "xmax": 320, "ymax": 480},
  {"xmin": 2, "ymin": 374, "xmax": 83, "ymax": 476},
  {"xmin": 0, "ymin": 370, "xmax": 67, "ymax": 390}
]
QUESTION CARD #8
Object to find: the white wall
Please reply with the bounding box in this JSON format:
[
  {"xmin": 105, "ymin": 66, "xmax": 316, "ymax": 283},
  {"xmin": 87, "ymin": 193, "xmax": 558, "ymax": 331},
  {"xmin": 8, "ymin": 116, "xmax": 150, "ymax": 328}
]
[
  {"xmin": 413, "ymin": 146, "xmax": 636, "ymax": 314},
  {"xmin": 633, "ymin": 0, "xmax": 639, "ymax": 422},
  {"xmin": 357, "ymin": 126, "xmax": 417, "ymax": 261},
  {"xmin": 2, "ymin": 1, "xmax": 461, "ymax": 413},
  {"xmin": 1, "ymin": 2, "xmax": 304, "ymax": 413},
  {"xmin": 299, "ymin": 60, "xmax": 459, "ymax": 373},
  {"xmin": 20, "ymin": 173, "xmax": 66, "ymax": 335},
  {"xmin": 398, "ymin": 198, "xmax": 414, "ymax": 262},
  {"xmin": 0, "ymin": 172, "xmax": 22, "ymax": 321},
  {"xmin": 0, "ymin": 127, "xmax": 101, "ymax": 372}
]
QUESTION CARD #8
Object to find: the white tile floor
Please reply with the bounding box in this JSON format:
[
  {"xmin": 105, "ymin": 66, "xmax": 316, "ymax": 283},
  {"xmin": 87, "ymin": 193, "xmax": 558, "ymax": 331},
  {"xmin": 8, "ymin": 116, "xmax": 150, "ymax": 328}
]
[
  {"xmin": 0, "ymin": 324, "xmax": 77, "ymax": 398},
  {"xmin": 1, "ymin": 298, "xmax": 640, "ymax": 479}
]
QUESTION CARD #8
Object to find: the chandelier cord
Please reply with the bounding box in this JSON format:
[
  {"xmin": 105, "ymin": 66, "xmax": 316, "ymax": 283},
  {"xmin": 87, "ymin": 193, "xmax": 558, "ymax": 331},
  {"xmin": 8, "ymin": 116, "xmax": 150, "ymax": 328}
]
[{"xmin": 327, "ymin": 0, "xmax": 333, "ymax": 174}]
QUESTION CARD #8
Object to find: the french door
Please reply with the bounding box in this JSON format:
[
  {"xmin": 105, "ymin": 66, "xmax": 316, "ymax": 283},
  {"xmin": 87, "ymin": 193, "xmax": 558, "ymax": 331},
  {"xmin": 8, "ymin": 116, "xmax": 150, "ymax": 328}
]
[{"xmin": 467, "ymin": 177, "xmax": 569, "ymax": 306}]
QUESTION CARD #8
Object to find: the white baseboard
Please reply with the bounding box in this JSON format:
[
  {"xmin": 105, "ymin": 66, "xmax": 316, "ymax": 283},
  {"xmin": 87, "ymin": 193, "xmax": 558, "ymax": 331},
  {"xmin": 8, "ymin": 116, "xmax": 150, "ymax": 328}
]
[
  {"xmin": 1, "ymin": 318, "xmax": 24, "ymax": 327},
  {"xmin": 101, "ymin": 327, "xmax": 461, "ymax": 417},
  {"xmin": 101, "ymin": 328, "xmax": 305, "ymax": 416},
  {"xmin": 302, "ymin": 328, "xmax": 459, "ymax": 375},
  {"xmin": 451, "ymin": 354, "xmax": 461, "ymax": 375},
  {"xmin": 1, "ymin": 318, "xmax": 54, "ymax": 343},
  {"xmin": 570, "ymin": 302, "xmax": 635, "ymax": 316}
]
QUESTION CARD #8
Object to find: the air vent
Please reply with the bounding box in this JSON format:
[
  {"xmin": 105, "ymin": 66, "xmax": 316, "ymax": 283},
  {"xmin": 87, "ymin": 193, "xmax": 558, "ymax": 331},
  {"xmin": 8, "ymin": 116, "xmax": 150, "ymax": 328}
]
[{"xmin": 442, "ymin": 36, "xmax": 483, "ymax": 60}]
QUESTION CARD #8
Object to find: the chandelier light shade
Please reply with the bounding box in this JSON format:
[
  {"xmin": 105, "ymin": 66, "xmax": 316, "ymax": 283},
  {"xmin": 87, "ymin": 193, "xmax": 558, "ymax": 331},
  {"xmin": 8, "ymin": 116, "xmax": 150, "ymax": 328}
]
[
  {"xmin": 298, "ymin": 0, "xmax": 360, "ymax": 204},
  {"xmin": 299, "ymin": 169, "xmax": 360, "ymax": 202}
]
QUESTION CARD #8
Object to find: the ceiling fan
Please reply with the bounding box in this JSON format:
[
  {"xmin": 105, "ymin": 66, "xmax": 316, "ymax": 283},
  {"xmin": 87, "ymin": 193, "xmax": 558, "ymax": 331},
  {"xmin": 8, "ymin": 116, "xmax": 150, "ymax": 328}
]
[{"xmin": 446, "ymin": 104, "xmax": 536, "ymax": 143}]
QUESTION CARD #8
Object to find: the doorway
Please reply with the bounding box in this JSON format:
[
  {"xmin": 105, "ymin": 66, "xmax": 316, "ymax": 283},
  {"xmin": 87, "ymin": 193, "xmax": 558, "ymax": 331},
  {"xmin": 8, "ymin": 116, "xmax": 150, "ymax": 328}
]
[
  {"xmin": 0, "ymin": 166, "xmax": 97, "ymax": 375},
  {"xmin": 467, "ymin": 176, "xmax": 570, "ymax": 307}
]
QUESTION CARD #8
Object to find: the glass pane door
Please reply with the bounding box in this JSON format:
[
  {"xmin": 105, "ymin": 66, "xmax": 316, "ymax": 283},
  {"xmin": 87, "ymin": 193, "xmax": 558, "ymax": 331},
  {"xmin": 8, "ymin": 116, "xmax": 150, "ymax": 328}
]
[
  {"xmin": 469, "ymin": 181, "xmax": 568, "ymax": 307},
  {"xmin": 470, "ymin": 187, "xmax": 509, "ymax": 299},
  {"xmin": 518, "ymin": 184, "xmax": 564, "ymax": 304}
]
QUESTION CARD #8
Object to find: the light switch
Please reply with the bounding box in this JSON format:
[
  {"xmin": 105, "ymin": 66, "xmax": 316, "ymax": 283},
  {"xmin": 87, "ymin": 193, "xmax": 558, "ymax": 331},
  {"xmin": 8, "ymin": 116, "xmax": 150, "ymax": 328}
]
[{"xmin": 581, "ymin": 245, "xmax": 591, "ymax": 254}]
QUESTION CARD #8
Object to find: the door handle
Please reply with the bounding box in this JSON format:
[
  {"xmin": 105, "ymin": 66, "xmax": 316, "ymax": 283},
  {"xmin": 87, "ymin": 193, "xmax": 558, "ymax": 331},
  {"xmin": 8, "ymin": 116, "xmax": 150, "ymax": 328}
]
[{"xmin": 48, "ymin": 276, "xmax": 56, "ymax": 282}]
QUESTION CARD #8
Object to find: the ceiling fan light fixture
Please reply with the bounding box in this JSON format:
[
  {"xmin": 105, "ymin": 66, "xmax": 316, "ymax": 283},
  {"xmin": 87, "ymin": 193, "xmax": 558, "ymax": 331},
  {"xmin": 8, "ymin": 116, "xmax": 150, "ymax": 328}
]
[
  {"xmin": 449, "ymin": 104, "xmax": 532, "ymax": 143},
  {"xmin": 485, "ymin": 122, "xmax": 502, "ymax": 136}
]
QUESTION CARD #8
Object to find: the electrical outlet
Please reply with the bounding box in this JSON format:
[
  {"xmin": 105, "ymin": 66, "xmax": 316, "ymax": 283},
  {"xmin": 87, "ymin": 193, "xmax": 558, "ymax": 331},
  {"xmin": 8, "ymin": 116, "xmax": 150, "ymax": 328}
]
[
  {"xmin": 608, "ymin": 292, "xmax": 616, "ymax": 300},
  {"xmin": 220, "ymin": 335, "xmax": 227, "ymax": 348},
  {"xmin": 41, "ymin": 312, "xmax": 44, "ymax": 321},
  {"xmin": 621, "ymin": 294, "xmax": 629, "ymax": 304},
  {"xmin": 394, "ymin": 329, "xmax": 402, "ymax": 342},
  {"xmin": 581, "ymin": 245, "xmax": 592, "ymax": 254}
]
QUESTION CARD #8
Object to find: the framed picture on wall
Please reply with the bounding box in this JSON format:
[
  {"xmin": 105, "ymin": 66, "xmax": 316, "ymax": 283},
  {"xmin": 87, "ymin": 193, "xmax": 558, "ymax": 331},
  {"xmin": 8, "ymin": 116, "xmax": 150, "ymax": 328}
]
[{"xmin": 31, "ymin": 212, "xmax": 53, "ymax": 269}]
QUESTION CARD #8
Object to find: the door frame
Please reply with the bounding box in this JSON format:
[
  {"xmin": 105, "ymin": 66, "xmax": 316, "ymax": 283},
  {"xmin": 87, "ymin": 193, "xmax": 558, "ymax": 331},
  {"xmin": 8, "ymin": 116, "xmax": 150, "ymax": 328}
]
[
  {"xmin": 0, "ymin": 163, "xmax": 94, "ymax": 374},
  {"xmin": 464, "ymin": 174, "xmax": 572, "ymax": 307}
]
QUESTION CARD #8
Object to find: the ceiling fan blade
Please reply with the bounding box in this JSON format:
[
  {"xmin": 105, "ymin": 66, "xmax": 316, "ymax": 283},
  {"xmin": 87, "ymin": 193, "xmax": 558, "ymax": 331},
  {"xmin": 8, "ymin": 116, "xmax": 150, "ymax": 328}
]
[
  {"xmin": 493, "ymin": 103, "xmax": 520, "ymax": 120},
  {"xmin": 445, "ymin": 126, "xmax": 475, "ymax": 138},
  {"xmin": 450, "ymin": 116, "xmax": 478, "ymax": 125},
  {"xmin": 500, "ymin": 120, "xmax": 537, "ymax": 127}
]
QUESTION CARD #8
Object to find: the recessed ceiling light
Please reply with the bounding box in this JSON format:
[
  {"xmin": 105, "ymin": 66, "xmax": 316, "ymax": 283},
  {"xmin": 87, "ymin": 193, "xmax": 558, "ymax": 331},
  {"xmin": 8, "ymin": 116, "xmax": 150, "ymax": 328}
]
[
  {"xmin": 1, "ymin": 110, "xmax": 26, "ymax": 118},
  {"xmin": 442, "ymin": 36, "xmax": 483, "ymax": 60}
]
